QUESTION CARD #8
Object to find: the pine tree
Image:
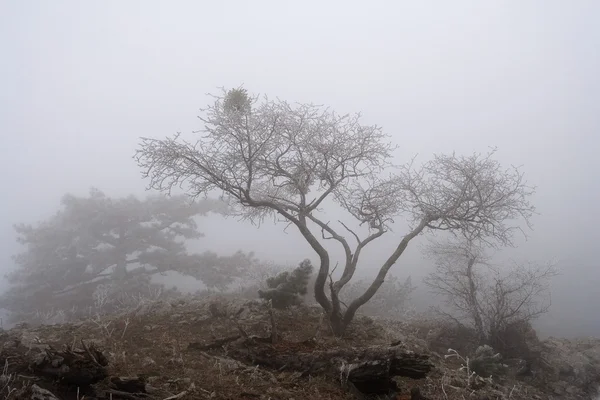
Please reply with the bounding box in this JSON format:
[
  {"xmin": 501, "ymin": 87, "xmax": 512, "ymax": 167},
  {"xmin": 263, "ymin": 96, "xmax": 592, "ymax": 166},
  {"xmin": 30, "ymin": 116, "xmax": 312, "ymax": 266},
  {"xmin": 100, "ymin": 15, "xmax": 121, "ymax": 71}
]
[
  {"xmin": 1, "ymin": 188, "xmax": 254, "ymax": 319},
  {"xmin": 258, "ymin": 259, "xmax": 313, "ymax": 309}
]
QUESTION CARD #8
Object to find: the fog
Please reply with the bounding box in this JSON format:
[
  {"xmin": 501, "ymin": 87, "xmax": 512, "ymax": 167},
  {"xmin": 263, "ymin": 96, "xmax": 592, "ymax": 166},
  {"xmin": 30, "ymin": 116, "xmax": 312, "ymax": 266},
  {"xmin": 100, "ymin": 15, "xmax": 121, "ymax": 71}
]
[{"xmin": 1, "ymin": 1, "xmax": 599, "ymax": 337}]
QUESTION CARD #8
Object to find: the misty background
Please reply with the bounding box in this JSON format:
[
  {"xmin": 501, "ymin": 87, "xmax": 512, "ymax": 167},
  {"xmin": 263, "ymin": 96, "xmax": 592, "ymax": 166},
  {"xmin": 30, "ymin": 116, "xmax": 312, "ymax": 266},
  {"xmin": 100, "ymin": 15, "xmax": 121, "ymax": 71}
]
[{"xmin": 1, "ymin": 1, "xmax": 598, "ymax": 338}]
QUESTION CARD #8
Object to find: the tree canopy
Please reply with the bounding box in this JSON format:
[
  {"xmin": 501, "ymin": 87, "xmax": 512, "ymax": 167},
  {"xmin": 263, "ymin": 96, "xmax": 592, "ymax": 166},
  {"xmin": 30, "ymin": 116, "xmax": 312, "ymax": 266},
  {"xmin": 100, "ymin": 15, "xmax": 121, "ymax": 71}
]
[
  {"xmin": 1, "ymin": 188, "xmax": 255, "ymax": 318},
  {"xmin": 135, "ymin": 87, "xmax": 536, "ymax": 334}
]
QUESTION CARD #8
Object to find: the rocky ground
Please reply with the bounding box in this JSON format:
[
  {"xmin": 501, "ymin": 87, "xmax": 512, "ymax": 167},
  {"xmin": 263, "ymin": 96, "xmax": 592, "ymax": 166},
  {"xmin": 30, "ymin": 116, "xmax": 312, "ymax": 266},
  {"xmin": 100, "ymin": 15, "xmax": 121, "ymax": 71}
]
[{"xmin": 0, "ymin": 296, "xmax": 599, "ymax": 399}]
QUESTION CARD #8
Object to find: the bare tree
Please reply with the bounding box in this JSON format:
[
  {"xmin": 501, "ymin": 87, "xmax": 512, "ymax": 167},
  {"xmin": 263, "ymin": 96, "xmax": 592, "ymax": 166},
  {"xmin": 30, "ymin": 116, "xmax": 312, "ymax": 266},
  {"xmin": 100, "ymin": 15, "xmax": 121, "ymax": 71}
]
[
  {"xmin": 423, "ymin": 238, "xmax": 558, "ymax": 345},
  {"xmin": 134, "ymin": 87, "xmax": 536, "ymax": 335}
]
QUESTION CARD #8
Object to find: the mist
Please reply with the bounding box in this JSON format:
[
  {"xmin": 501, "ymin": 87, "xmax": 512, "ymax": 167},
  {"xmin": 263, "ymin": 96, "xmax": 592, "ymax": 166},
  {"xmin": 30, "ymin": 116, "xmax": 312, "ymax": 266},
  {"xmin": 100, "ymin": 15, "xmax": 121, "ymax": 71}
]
[{"xmin": 1, "ymin": 1, "xmax": 599, "ymax": 338}]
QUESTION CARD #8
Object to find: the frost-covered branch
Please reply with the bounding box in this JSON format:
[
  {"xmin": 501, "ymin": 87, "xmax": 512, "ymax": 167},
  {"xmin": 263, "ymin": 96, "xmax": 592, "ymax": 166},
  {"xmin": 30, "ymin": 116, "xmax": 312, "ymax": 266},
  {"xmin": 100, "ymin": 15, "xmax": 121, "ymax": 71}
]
[
  {"xmin": 392, "ymin": 149, "xmax": 536, "ymax": 246},
  {"xmin": 135, "ymin": 87, "xmax": 537, "ymax": 335},
  {"xmin": 424, "ymin": 238, "xmax": 558, "ymax": 345}
]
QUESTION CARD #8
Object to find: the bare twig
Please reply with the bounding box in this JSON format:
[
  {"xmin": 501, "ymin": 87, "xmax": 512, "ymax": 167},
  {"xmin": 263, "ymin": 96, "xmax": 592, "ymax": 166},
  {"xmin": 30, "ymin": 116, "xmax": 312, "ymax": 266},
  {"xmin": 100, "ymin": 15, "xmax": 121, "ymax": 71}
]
[
  {"xmin": 425, "ymin": 237, "xmax": 558, "ymax": 345},
  {"xmin": 121, "ymin": 318, "xmax": 130, "ymax": 339},
  {"xmin": 135, "ymin": 88, "xmax": 536, "ymax": 335}
]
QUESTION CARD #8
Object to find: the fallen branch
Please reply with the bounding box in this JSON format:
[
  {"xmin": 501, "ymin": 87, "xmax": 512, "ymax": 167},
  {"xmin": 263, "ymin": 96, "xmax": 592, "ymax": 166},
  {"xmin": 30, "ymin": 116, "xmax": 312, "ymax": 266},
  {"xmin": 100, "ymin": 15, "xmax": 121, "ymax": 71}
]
[
  {"xmin": 80, "ymin": 339, "xmax": 106, "ymax": 367},
  {"xmin": 216, "ymin": 338, "xmax": 433, "ymax": 395},
  {"xmin": 247, "ymin": 344, "xmax": 431, "ymax": 378}
]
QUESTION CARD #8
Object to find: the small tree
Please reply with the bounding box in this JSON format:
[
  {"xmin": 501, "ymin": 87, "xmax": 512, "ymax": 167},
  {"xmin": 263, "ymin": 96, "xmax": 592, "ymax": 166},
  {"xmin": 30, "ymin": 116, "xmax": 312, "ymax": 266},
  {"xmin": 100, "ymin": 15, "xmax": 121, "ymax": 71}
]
[
  {"xmin": 258, "ymin": 259, "xmax": 313, "ymax": 309},
  {"xmin": 135, "ymin": 87, "xmax": 536, "ymax": 335},
  {"xmin": 423, "ymin": 238, "xmax": 558, "ymax": 347}
]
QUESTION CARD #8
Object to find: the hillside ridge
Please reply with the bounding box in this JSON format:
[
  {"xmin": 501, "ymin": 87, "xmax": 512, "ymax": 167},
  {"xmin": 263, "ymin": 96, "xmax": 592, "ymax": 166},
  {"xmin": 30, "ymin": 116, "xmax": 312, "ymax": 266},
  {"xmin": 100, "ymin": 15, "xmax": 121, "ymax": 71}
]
[{"xmin": 0, "ymin": 296, "xmax": 599, "ymax": 400}]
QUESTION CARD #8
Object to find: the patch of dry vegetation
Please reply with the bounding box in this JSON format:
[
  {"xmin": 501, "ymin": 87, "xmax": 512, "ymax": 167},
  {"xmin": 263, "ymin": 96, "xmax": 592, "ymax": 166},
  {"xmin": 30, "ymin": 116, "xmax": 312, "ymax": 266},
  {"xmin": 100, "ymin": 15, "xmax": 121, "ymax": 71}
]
[{"xmin": 0, "ymin": 296, "xmax": 598, "ymax": 400}]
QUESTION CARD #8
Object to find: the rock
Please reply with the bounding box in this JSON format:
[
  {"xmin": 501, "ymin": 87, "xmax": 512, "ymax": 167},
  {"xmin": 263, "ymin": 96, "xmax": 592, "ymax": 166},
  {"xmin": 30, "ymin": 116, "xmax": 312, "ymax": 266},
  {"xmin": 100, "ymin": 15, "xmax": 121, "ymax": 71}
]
[
  {"xmin": 3, "ymin": 339, "xmax": 18, "ymax": 349},
  {"xmin": 143, "ymin": 324, "xmax": 159, "ymax": 331},
  {"xmin": 411, "ymin": 338, "xmax": 428, "ymax": 352},
  {"xmin": 538, "ymin": 336, "xmax": 600, "ymax": 395},
  {"xmin": 146, "ymin": 376, "xmax": 161, "ymax": 384},
  {"xmin": 553, "ymin": 386, "xmax": 564, "ymax": 395},
  {"xmin": 468, "ymin": 345, "xmax": 507, "ymax": 378},
  {"xmin": 191, "ymin": 316, "xmax": 210, "ymax": 324},
  {"xmin": 28, "ymin": 384, "xmax": 59, "ymax": 400},
  {"xmin": 208, "ymin": 301, "xmax": 227, "ymax": 318},
  {"xmin": 168, "ymin": 356, "xmax": 184, "ymax": 366},
  {"xmin": 142, "ymin": 357, "xmax": 156, "ymax": 367},
  {"xmin": 565, "ymin": 385, "xmax": 578, "ymax": 395},
  {"xmin": 212, "ymin": 356, "xmax": 245, "ymax": 371}
]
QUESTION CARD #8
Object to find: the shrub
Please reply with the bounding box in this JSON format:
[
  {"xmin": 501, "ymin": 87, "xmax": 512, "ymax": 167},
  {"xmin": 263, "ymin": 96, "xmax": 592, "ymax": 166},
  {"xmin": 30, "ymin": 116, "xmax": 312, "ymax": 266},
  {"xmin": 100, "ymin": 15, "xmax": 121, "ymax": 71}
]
[
  {"xmin": 490, "ymin": 320, "xmax": 542, "ymax": 361},
  {"xmin": 468, "ymin": 345, "xmax": 508, "ymax": 378},
  {"xmin": 425, "ymin": 320, "xmax": 480, "ymax": 356},
  {"xmin": 258, "ymin": 259, "xmax": 313, "ymax": 309}
]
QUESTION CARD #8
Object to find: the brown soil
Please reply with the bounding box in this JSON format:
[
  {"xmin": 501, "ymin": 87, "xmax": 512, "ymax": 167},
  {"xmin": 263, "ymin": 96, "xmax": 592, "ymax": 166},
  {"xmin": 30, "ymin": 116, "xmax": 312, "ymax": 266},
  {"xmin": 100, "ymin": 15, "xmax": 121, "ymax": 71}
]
[{"xmin": 0, "ymin": 296, "xmax": 598, "ymax": 400}]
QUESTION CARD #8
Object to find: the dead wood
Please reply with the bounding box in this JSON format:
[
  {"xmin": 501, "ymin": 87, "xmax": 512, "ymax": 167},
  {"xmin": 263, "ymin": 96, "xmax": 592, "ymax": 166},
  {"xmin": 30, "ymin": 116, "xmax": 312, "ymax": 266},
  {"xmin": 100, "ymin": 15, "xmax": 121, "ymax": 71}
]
[
  {"xmin": 0, "ymin": 338, "xmax": 108, "ymax": 388},
  {"xmin": 238, "ymin": 342, "xmax": 431, "ymax": 378},
  {"xmin": 190, "ymin": 334, "xmax": 433, "ymax": 395}
]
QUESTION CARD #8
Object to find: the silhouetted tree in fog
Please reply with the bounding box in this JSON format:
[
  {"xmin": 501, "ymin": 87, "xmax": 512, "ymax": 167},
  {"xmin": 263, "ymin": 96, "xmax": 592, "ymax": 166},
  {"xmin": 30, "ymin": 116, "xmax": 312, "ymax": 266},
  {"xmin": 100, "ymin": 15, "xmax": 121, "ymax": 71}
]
[
  {"xmin": 423, "ymin": 238, "xmax": 557, "ymax": 347},
  {"xmin": 135, "ymin": 87, "xmax": 536, "ymax": 335},
  {"xmin": 1, "ymin": 188, "xmax": 256, "ymax": 319}
]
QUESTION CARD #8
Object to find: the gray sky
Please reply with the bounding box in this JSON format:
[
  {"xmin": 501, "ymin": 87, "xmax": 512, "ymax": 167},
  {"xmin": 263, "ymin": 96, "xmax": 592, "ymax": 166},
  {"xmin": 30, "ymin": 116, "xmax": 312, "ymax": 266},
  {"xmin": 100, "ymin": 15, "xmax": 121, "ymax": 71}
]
[{"xmin": 1, "ymin": 1, "xmax": 599, "ymax": 337}]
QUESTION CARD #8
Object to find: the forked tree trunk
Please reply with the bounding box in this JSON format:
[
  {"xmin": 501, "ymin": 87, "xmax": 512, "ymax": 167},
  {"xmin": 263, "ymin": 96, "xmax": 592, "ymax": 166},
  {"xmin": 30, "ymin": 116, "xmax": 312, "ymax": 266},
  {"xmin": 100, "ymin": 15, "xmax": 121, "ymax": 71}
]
[
  {"xmin": 320, "ymin": 220, "xmax": 429, "ymax": 336},
  {"xmin": 329, "ymin": 309, "xmax": 347, "ymax": 337}
]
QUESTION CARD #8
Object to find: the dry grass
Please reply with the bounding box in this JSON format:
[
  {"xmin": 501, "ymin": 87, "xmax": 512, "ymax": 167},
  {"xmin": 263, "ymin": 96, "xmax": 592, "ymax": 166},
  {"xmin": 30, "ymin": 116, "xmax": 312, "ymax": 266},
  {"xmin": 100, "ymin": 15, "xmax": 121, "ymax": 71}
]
[
  {"xmin": 0, "ymin": 296, "xmax": 598, "ymax": 400},
  {"xmin": 1, "ymin": 299, "xmax": 367, "ymax": 399}
]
